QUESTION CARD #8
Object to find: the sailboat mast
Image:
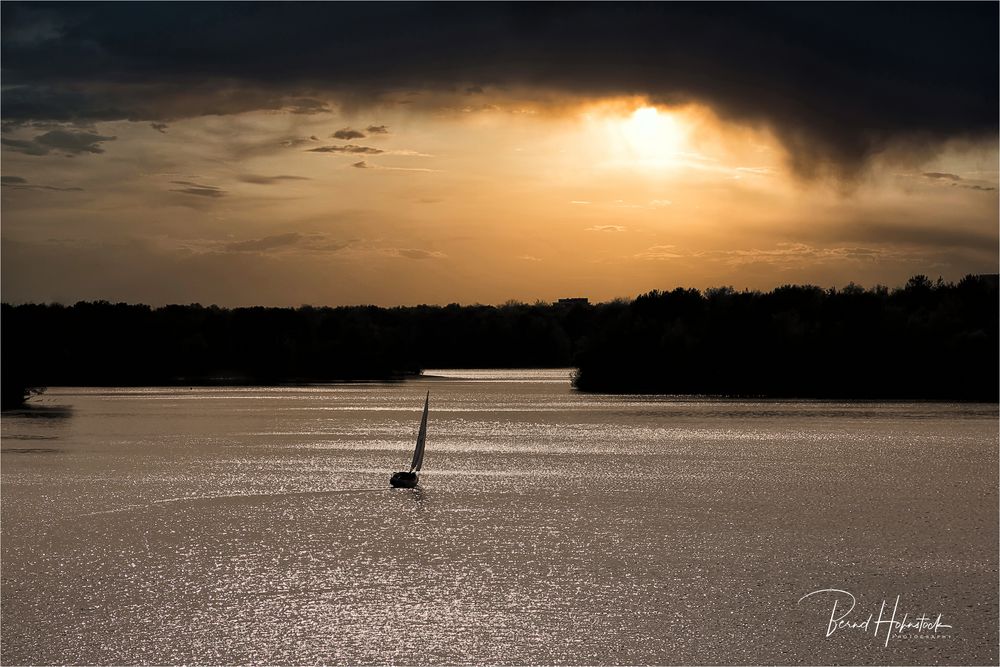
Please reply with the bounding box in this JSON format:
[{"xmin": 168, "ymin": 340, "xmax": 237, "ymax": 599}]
[{"xmin": 410, "ymin": 391, "xmax": 429, "ymax": 472}]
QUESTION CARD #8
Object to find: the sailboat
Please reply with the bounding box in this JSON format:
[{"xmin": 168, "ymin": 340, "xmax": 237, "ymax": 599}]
[{"xmin": 390, "ymin": 391, "xmax": 429, "ymax": 488}]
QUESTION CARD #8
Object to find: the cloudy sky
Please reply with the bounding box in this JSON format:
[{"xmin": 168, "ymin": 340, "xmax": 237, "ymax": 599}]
[{"xmin": 2, "ymin": 3, "xmax": 997, "ymax": 306}]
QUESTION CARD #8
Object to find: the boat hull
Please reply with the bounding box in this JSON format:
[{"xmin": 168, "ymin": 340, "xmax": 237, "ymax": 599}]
[{"xmin": 390, "ymin": 471, "xmax": 419, "ymax": 488}]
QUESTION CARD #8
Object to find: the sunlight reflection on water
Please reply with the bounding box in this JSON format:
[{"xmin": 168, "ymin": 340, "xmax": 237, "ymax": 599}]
[{"xmin": 1, "ymin": 370, "xmax": 997, "ymax": 664}]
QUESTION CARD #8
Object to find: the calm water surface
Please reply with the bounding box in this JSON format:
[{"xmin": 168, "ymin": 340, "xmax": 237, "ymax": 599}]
[{"xmin": 2, "ymin": 370, "xmax": 997, "ymax": 665}]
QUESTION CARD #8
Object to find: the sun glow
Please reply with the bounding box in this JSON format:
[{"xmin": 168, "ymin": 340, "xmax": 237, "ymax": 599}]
[
  {"xmin": 574, "ymin": 103, "xmax": 695, "ymax": 171},
  {"xmin": 616, "ymin": 106, "xmax": 688, "ymax": 168}
]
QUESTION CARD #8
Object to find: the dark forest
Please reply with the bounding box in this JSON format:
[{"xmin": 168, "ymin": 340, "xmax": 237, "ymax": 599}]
[{"xmin": 3, "ymin": 274, "xmax": 996, "ymax": 407}]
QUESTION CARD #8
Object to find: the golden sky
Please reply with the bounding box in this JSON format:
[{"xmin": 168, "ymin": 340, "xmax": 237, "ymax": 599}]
[
  {"xmin": 1, "ymin": 4, "xmax": 997, "ymax": 306},
  {"xmin": 3, "ymin": 97, "xmax": 996, "ymax": 306}
]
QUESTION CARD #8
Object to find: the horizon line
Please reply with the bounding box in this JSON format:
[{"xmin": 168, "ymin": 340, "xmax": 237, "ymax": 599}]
[{"xmin": 3, "ymin": 272, "xmax": 996, "ymax": 311}]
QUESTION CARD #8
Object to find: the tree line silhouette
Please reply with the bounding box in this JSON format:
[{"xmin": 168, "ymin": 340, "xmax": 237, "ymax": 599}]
[
  {"xmin": 2, "ymin": 274, "xmax": 996, "ymax": 407},
  {"xmin": 574, "ymin": 274, "xmax": 998, "ymax": 400}
]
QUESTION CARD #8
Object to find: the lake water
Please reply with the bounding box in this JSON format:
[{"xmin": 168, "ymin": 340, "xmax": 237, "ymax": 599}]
[{"xmin": 2, "ymin": 370, "xmax": 997, "ymax": 665}]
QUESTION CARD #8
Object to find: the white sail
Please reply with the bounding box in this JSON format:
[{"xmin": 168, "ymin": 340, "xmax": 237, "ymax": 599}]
[{"xmin": 410, "ymin": 391, "xmax": 429, "ymax": 472}]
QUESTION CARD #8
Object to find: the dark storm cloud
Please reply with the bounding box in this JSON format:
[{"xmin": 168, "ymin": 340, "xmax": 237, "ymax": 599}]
[
  {"xmin": 307, "ymin": 144, "xmax": 384, "ymax": 154},
  {"xmin": 366, "ymin": 125, "xmax": 389, "ymax": 134},
  {"xmin": 1, "ymin": 138, "xmax": 48, "ymax": 155},
  {"xmin": 0, "ymin": 83, "xmax": 326, "ymax": 125},
  {"xmin": 332, "ymin": 128, "xmax": 365, "ymax": 140},
  {"xmin": 351, "ymin": 161, "xmax": 369, "ymax": 169},
  {"xmin": 150, "ymin": 122, "xmax": 168, "ymax": 133},
  {"xmin": 1, "ymin": 129, "xmax": 115, "ymax": 156},
  {"xmin": 2, "ymin": 3, "xmax": 996, "ymax": 176}
]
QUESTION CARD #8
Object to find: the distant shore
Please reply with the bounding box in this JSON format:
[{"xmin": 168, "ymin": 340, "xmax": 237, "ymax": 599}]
[
  {"xmin": 4, "ymin": 274, "xmax": 997, "ymax": 407},
  {"xmin": 574, "ymin": 275, "xmax": 997, "ymax": 401}
]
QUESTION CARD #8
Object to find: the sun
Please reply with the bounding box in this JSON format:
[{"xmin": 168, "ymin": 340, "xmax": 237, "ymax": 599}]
[
  {"xmin": 573, "ymin": 101, "xmax": 694, "ymax": 172},
  {"xmin": 585, "ymin": 103, "xmax": 691, "ymax": 171},
  {"xmin": 618, "ymin": 106, "xmax": 687, "ymax": 167}
]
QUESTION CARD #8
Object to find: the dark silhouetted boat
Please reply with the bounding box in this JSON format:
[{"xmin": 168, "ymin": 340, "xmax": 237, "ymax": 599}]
[{"xmin": 390, "ymin": 391, "xmax": 429, "ymax": 488}]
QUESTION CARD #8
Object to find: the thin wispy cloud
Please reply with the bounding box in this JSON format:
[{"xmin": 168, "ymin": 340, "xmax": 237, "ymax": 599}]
[
  {"xmin": 734, "ymin": 167, "xmax": 773, "ymax": 176},
  {"xmin": 1, "ymin": 175, "xmax": 83, "ymax": 192},
  {"xmin": 392, "ymin": 248, "xmax": 447, "ymax": 260},
  {"xmin": 349, "ymin": 162, "xmax": 439, "ymax": 173},
  {"xmin": 635, "ymin": 245, "xmax": 682, "ymax": 260},
  {"xmin": 179, "ymin": 232, "xmax": 354, "ymax": 255},
  {"xmin": 2, "ymin": 130, "xmax": 116, "ymax": 156},
  {"xmin": 169, "ymin": 180, "xmax": 226, "ymax": 198},
  {"xmin": 332, "ymin": 128, "xmax": 366, "ymax": 140},
  {"xmin": 223, "ymin": 232, "xmax": 304, "ymax": 252},
  {"xmin": 307, "ymin": 144, "xmax": 384, "ymax": 154},
  {"xmin": 633, "ymin": 243, "xmax": 928, "ymax": 268},
  {"xmin": 921, "ymin": 171, "xmax": 997, "ymax": 191},
  {"xmin": 281, "ymin": 136, "xmax": 319, "ymax": 148},
  {"xmin": 384, "ymin": 149, "xmax": 434, "ymax": 157},
  {"xmin": 284, "ymin": 98, "xmax": 331, "ymax": 115},
  {"xmin": 236, "ymin": 174, "xmax": 310, "ymax": 185}
]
